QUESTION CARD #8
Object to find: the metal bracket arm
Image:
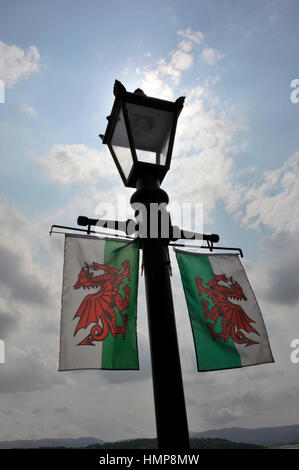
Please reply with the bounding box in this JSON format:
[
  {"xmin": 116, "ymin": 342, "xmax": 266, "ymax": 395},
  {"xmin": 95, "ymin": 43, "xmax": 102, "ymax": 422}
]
[
  {"xmin": 77, "ymin": 215, "xmax": 219, "ymax": 243},
  {"xmin": 77, "ymin": 216, "xmax": 136, "ymax": 235}
]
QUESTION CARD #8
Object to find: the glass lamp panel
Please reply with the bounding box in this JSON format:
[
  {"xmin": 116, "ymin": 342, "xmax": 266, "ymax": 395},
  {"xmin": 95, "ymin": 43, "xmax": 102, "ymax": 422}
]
[
  {"xmin": 126, "ymin": 103, "xmax": 173, "ymax": 166},
  {"xmin": 111, "ymin": 107, "xmax": 133, "ymax": 179},
  {"xmin": 159, "ymin": 128, "xmax": 171, "ymax": 166}
]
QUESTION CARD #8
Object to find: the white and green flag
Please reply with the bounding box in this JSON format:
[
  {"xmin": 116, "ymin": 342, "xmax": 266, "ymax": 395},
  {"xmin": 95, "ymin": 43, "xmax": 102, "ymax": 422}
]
[
  {"xmin": 59, "ymin": 234, "xmax": 140, "ymax": 371},
  {"xmin": 175, "ymin": 250, "xmax": 274, "ymax": 372}
]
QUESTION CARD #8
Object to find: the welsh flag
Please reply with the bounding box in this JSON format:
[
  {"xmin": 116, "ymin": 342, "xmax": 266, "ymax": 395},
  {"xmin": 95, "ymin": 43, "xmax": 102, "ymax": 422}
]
[
  {"xmin": 175, "ymin": 250, "xmax": 274, "ymax": 372},
  {"xmin": 59, "ymin": 235, "xmax": 139, "ymax": 371}
]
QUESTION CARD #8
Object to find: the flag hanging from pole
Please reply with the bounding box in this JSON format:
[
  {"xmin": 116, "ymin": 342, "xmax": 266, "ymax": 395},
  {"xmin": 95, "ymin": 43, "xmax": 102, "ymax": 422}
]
[
  {"xmin": 59, "ymin": 235, "xmax": 140, "ymax": 371},
  {"xmin": 175, "ymin": 250, "xmax": 274, "ymax": 372}
]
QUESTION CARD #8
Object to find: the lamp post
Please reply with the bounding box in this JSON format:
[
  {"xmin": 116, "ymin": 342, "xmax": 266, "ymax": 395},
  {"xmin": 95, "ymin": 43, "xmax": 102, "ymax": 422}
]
[{"xmin": 100, "ymin": 80, "xmax": 189, "ymax": 449}]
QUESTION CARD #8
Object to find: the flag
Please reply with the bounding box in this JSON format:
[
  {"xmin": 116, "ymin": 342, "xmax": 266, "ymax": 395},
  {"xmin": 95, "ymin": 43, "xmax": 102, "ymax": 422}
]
[
  {"xmin": 59, "ymin": 235, "xmax": 140, "ymax": 371},
  {"xmin": 175, "ymin": 250, "xmax": 274, "ymax": 372}
]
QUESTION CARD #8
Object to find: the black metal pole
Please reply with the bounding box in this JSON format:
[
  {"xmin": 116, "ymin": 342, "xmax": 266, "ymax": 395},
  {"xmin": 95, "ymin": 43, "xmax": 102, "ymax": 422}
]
[
  {"xmin": 143, "ymin": 240, "xmax": 190, "ymax": 449},
  {"xmin": 131, "ymin": 175, "xmax": 190, "ymax": 449}
]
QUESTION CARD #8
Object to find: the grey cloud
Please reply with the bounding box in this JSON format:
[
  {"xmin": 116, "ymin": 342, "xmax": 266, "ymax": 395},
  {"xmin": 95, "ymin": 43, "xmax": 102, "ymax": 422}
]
[
  {"xmin": 0, "ymin": 244, "xmax": 50, "ymax": 306},
  {"xmin": 196, "ymin": 372, "xmax": 299, "ymax": 429},
  {"xmin": 0, "ymin": 347, "xmax": 66, "ymax": 394},
  {"xmin": 266, "ymin": 265, "xmax": 299, "ymax": 305},
  {"xmin": 122, "ymin": 424, "xmax": 140, "ymax": 436},
  {"xmin": 275, "ymin": 385, "xmax": 299, "ymax": 407},
  {"xmin": 259, "ymin": 231, "xmax": 299, "ymax": 306},
  {"xmin": 53, "ymin": 406, "xmax": 68, "ymax": 413},
  {"xmin": 1, "ymin": 409, "xmax": 13, "ymax": 415},
  {"xmin": 0, "ymin": 308, "xmax": 18, "ymax": 338},
  {"xmin": 200, "ymin": 390, "xmax": 266, "ymax": 427}
]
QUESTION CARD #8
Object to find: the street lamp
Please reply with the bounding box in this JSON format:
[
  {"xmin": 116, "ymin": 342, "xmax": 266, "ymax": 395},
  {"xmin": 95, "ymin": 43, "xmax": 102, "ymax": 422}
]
[
  {"xmin": 99, "ymin": 80, "xmax": 184, "ymax": 188},
  {"xmin": 99, "ymin": 80, "xmax": 190, "ymax": 450}
]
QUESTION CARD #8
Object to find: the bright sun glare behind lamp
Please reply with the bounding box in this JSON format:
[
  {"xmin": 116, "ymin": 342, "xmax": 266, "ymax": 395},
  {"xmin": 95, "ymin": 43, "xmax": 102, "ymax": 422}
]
[{"xmin": 99, "ymin": 80, "xmax": 185, "ymax": 188}]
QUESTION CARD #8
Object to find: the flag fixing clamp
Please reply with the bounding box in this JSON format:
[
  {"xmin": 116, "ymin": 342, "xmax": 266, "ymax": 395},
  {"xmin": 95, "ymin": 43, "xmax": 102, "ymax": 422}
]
[{"xmin": 49, "ymin": 216, "xmax": 244, "ymax": 257}]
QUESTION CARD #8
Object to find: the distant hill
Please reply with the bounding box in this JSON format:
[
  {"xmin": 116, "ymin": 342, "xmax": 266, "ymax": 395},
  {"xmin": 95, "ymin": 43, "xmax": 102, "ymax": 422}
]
[
  {"xmin": 191, "ymin": 424, "xmax": 299, "ymax": 446},
  {"xmin": 0, "ymin": 423, "xmax": 298, "ymax": 449},
  {"xmin": 87, "ymin": 438, "xmax": 263, "ymax": 449},
  {"xmin": 0, "ymin": 436, "xmax": 262, "ymax": 450},
  {"xmin": 0, "ymin": 437, "xmax": 104, "ymax": 449}
]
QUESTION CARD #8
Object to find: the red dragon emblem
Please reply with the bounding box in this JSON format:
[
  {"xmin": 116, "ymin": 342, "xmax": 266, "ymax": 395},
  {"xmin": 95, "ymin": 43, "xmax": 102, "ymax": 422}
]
[
  {"xmin": 195, "ymin": 273, "xmax": 259, "ymax": 347},
  {"xmin": 73, "ymin": 260, "xmax": 130, "ymax": 345}
]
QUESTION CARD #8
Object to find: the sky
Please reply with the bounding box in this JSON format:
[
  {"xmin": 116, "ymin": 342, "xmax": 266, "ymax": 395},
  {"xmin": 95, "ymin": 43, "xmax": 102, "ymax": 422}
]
[{"xmin": 0, "ymin": 0, "xmax": 299, "ymax": 443}]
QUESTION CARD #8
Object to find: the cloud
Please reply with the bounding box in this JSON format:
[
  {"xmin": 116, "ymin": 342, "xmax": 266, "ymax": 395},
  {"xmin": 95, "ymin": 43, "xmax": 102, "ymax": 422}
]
[
  {"xmin": 21, "ymin": 104, "xmax": 38, "ymax": 118},
  {"xmin": 0, "ymin": 305, "xmax": 18, "ymax": 338},
  {"xmin": 0, "ymin": 347, "xmax": 65, "ymax": 394},
  {"xmin": 0, "ymin": 41, "xmax": 40, "ymax": 88},
  {"xmin": 0, "ymin": 243, "xmax": 50, "ymax": 306},
  {"xmin": 53, "ymin": 406, "xmax": 68, "ymax": 413},
  {"xmin": 245, "ymin": 230, "xmax": 299, "ymax": 307},
  {"xmin": 0, "ymin": 198, "xmax": 55, "ymax": 309},
  {"xmin": 136, "ymin": 29, "xmax": 203, "ymax": 98},
  {"xmin": 136, "ymin": 68, "xmax": 174, "ymax": 100},
  {"xmin": 171, "ymin": 49, "xmax": 193, "ymax": 71},
  {"xmin": 38, "ymin": 144, "xmax": 117, "ymax": 187},
  {"xmin": 269, "ymin": 14, "xmax": 280, "ymax": 23},
  {"xmin": 163, "ymin": 4, "xmax": 178, "ymax": 25},
  {"xmin": 204, "ymin": 75, "xmax": 221, "ymax": 87},
  {"xmin": 0, "ymin": 196, "xmax": 63, "ymax": 343},
  {"xmin": 239, "ymin": 151, "xmax": 299, "ymax": 233},
  {"xmin": 134, "ymin": 34, "xmax": 245, "ymax": 228},
  {"xmin": 177, "ymin": 27, "xmax": 204, "ymax": 44},
  {"xmin": 164, "ymin": 86, "xmax": 247, "ymax": 222},
  {"xmin": 155, "ymin": 46, "xmax": 193, "ymax": 87},
  {"xmin": 200, "ymin": 386, "xmax": 273, "ymax": 426},
  {"xmin": 200, "ymin": 48, "xmax": 224, "ymax": 66},
  {"xmin": 261, "ymin": 231, "xmax": 299, "ymax": 306},
  {"xmin": 178, "ymin": 39, "xmax": 193, "ymax": 53}
]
